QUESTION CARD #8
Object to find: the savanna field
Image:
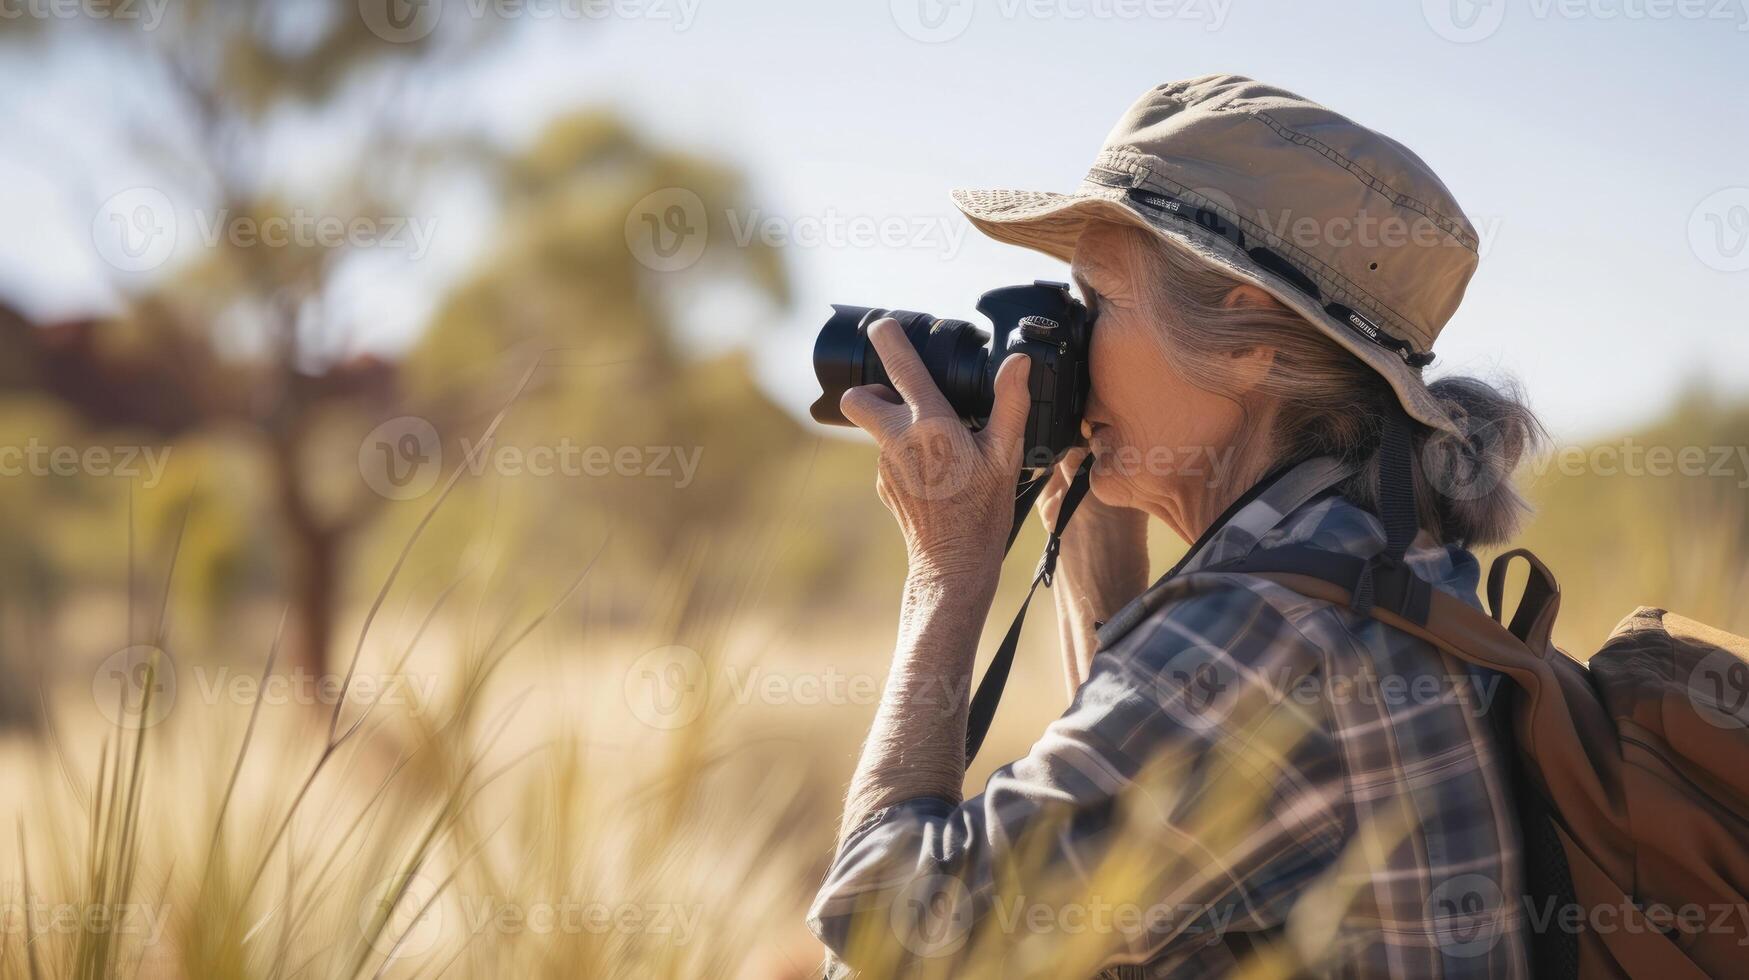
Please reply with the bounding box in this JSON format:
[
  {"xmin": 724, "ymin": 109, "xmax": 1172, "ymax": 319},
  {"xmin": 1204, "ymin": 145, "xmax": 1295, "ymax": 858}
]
[{"xmin": 2, "ymin": 390, "xmax": 1746, "ymax": 979}]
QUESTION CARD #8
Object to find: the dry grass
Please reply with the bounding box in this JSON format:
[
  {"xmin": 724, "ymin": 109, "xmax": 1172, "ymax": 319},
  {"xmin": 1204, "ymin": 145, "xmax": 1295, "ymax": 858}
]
[
  {"xmin": 0, "ymin": 559, "xmax": 849, "ymax": 979},
  {"xmin": 3, "ymin": 415, "xmax": 1747, "ymax": 978}
]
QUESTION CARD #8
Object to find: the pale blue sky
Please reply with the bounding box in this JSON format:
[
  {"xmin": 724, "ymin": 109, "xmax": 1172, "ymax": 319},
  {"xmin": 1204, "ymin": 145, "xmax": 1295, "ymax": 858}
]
[{"xmin": 3, "ymin": 0, "xmax": 1746, "ymax": 444}]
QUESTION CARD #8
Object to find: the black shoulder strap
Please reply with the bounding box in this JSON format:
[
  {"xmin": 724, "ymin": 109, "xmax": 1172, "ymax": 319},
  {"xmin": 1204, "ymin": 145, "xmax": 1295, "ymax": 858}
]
[
  {"xmin": 1212, "ymin": 411, "xmax": 1430, "ymax": 624},
  {"xmin": 963, "ymin": 455, "xmax": 1094, "ymax": 766},
  {"xmin": 1354, "ymin": 408, "xmax": 1420, "ymax": 615}
]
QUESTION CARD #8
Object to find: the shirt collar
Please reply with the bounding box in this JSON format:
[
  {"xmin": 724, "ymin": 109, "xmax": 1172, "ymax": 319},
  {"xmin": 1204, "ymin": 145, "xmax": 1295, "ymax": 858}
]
[
  {"xmin": 1096, "ymin": 456, "xmax": 1487, "ymax": 651},
  {"xmin": 1173, "ymin": 455, "xmax": 1357, "ymax": 576}
]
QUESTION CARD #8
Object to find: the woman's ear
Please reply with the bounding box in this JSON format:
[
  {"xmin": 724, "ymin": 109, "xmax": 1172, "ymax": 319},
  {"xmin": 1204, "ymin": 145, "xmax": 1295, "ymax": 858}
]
[
  {"xmin": 1220, "ymin": 285, "xmax": 1280, "ymax": 394},
  {"xmin": 1220, "ymin": 284, "xmax": 1276, "ymax": 310}
]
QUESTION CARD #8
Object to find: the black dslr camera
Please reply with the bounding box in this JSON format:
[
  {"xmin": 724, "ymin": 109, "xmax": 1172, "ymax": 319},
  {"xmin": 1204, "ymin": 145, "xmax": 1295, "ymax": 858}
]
[{"xmin": 808, "ymin": 280, "xmax": 1093, "ymax": 471}]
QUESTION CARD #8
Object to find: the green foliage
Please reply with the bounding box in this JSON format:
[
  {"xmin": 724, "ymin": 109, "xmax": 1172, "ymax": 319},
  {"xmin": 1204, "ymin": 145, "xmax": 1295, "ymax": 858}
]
[{"xmin": 375, "ymin": 107, "xmax": 827, "ymax": 613}]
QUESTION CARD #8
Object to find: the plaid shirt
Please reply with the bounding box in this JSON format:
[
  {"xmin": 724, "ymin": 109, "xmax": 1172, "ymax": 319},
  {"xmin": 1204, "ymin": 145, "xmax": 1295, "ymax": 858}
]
[{"xmin": 809, "ymin": 457, "xmax": 1529, "ymax": 978}]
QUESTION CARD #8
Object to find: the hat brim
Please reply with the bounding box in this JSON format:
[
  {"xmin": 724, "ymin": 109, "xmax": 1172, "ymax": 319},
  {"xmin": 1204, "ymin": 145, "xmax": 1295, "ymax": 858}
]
[{"xmin": 951, "ymin": 186, "xmax": 1461, "ymax": 437}]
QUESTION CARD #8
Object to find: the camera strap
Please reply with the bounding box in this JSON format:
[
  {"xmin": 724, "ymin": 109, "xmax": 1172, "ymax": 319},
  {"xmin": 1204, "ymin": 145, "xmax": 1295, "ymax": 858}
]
[{"xmin": 963, "ymin": 453, "xmax": 1096, "ymax": 766}]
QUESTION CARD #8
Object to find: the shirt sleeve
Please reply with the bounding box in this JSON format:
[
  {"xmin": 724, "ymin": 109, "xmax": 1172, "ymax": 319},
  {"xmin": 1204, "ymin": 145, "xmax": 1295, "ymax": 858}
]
[{"xmin": 806, "ymin": 579, "xmax": 1352, "ymax": 975}]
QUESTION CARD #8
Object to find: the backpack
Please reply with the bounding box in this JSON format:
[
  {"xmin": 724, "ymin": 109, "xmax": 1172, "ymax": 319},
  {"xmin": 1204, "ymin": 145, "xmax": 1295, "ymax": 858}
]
[
  {"xmin": 1191, "ymin": 548, "xmax": 1749, "ymax": 978},
  {"xmin": 1096, "ymin": 417, "xmax": 1749, "ymax": 978}
]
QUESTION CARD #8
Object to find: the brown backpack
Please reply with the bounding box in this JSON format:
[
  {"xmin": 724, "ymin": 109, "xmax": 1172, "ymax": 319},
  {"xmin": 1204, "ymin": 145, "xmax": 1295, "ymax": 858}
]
[{"xmin": 1226, "ymin": 546, "xmax": 1749, "ymax": 978}]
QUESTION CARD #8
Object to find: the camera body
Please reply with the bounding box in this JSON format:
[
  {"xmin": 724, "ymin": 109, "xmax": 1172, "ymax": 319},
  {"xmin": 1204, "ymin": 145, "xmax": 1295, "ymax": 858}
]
[{"xmin": 809, "ymin": 280, "xmax": 1092, "ymax": 470}]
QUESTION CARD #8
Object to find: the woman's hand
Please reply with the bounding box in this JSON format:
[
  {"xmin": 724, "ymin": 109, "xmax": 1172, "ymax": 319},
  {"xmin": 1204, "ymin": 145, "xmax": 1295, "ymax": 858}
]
[
  {"xmin": 839, "ymin": 317, "xmax": 1034, "ymax": 590},
  {"xmin": 1037, "ymin": 446, "xmax": 1150, "ymax": 693},
  {"xmin": 834, "ymin": 317, "xmax": 1035, "ymax": 825}
]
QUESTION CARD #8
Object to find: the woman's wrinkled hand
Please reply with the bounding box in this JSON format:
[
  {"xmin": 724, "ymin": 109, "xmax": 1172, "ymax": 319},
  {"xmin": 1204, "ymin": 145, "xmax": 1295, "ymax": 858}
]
[{"xmin": 839, "ymin": 317, "xmax": 1033, "ymax": 586}]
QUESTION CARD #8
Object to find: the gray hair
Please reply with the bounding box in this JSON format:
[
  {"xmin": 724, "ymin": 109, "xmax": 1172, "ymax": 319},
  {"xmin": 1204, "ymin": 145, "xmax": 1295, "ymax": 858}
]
[{"xmin": 1113, "ymin": 223, "xmax": 1545, "ymax": 548}]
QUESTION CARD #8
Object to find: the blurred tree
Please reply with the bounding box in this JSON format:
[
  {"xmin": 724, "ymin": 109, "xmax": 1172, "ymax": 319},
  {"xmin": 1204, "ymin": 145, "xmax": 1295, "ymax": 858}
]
[{"xmin": 0, "ymin": 1, "xmax": 795, "ymax": 678}]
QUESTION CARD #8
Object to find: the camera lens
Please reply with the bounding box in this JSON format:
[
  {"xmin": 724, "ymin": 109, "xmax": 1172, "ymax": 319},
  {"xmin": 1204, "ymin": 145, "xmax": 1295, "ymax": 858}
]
[{"xmin": 809, "ymin": 306, "xmax": 993, "ymax": 427}]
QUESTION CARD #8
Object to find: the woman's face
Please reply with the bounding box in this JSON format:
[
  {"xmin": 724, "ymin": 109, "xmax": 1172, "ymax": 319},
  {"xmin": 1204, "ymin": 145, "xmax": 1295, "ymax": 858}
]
[{"xmin": 1070, "ymin": 223, "xmax": 1269, "ymax": 534}]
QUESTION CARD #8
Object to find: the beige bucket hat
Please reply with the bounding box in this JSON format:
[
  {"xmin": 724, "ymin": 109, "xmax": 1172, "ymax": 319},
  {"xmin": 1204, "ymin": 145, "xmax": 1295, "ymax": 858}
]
[{"xmin": 953, "ymin": 74, "xmax": 1479, "ymax": 436}]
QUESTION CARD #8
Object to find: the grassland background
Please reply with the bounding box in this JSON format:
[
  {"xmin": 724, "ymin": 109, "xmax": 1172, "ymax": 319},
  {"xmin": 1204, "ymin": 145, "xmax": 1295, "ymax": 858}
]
[
  {"xmin": 1, "ymin": 5, "xmax": 1746, "ymax": 977},
  {"xmin": 2, "ymin": 387, "xmax": 1746, "ymax": 978}
]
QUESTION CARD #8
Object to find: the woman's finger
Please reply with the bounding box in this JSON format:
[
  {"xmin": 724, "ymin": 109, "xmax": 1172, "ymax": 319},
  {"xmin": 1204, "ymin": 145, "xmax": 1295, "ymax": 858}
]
[
  {"xmin": 840, "ymin": 384, "xmax": 908, "ymax": 441},
  {"xmin": 978, "ymin": 353, "xmax": 1032, "ymax": 461},
  {"xmin": 866, "ymin": 318, "xmax": 953, "ymax": 418}
]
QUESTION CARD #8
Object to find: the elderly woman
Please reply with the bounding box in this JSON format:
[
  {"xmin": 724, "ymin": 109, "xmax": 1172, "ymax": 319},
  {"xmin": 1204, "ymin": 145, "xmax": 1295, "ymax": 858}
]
[{"xmin": 808, "ymin": 76, "xmax": 1542, "ymax": 977}]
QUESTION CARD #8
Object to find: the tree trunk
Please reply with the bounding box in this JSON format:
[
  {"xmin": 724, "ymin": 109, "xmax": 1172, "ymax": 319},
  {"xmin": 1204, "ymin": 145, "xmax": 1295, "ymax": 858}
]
[
  {"xmin": 269, "ymin": 424, "xmax": 340, "ymax": 683},
  {"xmin": 287, "ymin": 526, "xmax": 336, "ymax": 681}
]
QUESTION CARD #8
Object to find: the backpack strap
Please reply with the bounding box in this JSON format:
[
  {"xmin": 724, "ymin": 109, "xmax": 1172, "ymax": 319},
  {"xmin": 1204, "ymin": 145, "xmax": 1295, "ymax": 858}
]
[
  {"xmin": 1221, "ymin": 410, "xmax": 1429, "ymax": 625},
  {"xmin": 1355, "ymin": 407, "xmax": 1420, "ymax": 616},
  {"xmin": 1206, "ymin": 559, "xmax": 1610, "ymax": 808},
  {"xmin": 1213, "ymin": 545, "xmax": 1433, "ymax": 626},
  {"xmin": 1486, "ymin": 548, "xmax": 1562, "ymax": 649}
]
